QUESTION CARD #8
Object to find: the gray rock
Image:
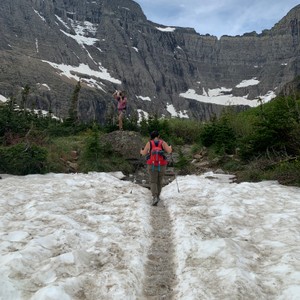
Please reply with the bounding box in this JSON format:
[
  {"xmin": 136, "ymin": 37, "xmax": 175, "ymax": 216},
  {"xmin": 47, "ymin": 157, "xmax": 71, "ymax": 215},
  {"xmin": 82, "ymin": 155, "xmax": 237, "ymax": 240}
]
[
  {"xmin": 101, "ymin": 130, "xmax": 144, "ymax": 160},
  {"xmin": 1, "ymin": 0, "xmax": 300, "ymax": 122}
]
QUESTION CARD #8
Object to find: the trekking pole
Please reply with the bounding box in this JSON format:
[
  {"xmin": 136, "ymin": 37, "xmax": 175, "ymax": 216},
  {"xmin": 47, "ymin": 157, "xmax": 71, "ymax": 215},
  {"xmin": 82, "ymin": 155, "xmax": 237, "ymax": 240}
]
[{"xmin": 170, "ymin": 153, "xmax": 180, "ymax": 193}]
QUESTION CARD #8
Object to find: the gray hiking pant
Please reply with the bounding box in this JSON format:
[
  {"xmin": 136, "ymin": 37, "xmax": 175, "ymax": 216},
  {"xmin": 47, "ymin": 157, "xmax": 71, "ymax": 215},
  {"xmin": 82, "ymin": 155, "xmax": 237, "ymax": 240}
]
[{"xmin": 147, "ymin": 165, "xmax": 166, "ymax": 197}]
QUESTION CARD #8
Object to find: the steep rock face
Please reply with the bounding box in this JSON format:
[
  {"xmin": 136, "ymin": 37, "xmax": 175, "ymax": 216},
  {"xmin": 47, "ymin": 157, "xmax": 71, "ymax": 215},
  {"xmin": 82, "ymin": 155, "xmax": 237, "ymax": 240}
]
[{"xmin": 0, "ymin": 0, "xmax": 300, "ymax": 122}]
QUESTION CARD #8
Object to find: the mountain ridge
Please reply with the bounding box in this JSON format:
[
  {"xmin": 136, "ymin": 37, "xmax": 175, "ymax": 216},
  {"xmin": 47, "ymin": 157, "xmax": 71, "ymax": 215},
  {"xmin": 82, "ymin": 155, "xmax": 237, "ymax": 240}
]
[{"xmin": 0, "ymin": 0, "xmax": 300, "ymax": 122}]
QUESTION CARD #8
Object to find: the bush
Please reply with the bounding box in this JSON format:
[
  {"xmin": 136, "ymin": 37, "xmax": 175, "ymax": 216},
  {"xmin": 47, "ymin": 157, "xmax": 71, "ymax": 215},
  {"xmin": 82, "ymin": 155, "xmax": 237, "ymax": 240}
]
[
  {"xmin": 269, "ymin": 159, "xmax": 300, "ymax": 186},
  {"xmin": 200, "ymin": 120, "xmax": 236, "ymax": 154},
  {"xmin": 139, "ymin": 117, "xmax": 203, "ymax": 145},
  {"xmin": 233, "ymin": 157, "xmax": 300, "ymax": 187},
  {"xmin": 199, "ymin": 123, "xmax": 216, "ymax": 147},
  {"xmin": 82, "ymin": 128, "xmax": 113, "ymax": 165},
  {"xmin": 79, "ymin": 128, "xmax": 132, "ymax": 173},
  {"xmin": 174, "ymin": 148, "xmax": 193, "ymax": 175},
  {"xmin": 0, "ymin": 143, "xmax": 48, "ymax": 175},
  {"xmin": 239, "ymin": 96, "xmax": 300, "ymax": 160},
  {"xmin": 123, "ymin": 114, "xmax": 139, "ymax": 132},
  {"xmin": 168, "ymin": 118, "xmax": 202, "ymax": 144}
]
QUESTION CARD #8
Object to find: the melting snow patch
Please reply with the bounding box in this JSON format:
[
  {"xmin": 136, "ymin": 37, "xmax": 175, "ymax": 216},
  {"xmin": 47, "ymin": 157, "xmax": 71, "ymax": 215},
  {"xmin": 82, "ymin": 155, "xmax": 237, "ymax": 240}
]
[
  {"xmin": 162, "ymin": 173, "xmax": 300, "ymax": 299},
  {"xmin": 0, "ymin": 172, "xmax": 300, "ymax": 299},
  {"xmin": 55, "ymin": 15, "xmax": 70, "ymax": 30},
  {"xmin": 0, "ymin": 94, "xmax": 8, "ymax": 102},
  {"xmin": 0, "ymin": 173, "xmax": 152, "ymax": 300},
  {"xmin": 33, "ymin": 9, "xmax": 46, "ymax": 22},
  {"xmin": 42, "ymin": 60, "xmax": 122, "ymax": 85},
  {"xmin": 137, "ymin": 109, "xmax": 149, "ymax": 123},
  {"xmin": 166, "ymin": 103, "xmax": 189, "ymax": 118},
  {"xmin": 236, "ymin": 78, "xmax": 260, "ymax": 88},
  {"xmin": 258, "ymin": 90, "xmax": 276, "ymax": 103},
  {"xmin": 58, "ymin": 17, "xmax": 99, "ymax": 46},
  {"xmin": 208, "ymin": 87, "xmax": 232, "ymax": 97},
  {"xmin": 179, "ymin": 88, "xmax": 271, "ymax": 107},
  {"xmin": 120, "ymin": 6, "xmax": 130, "ymax": 11},
  {"xmin": 37, "ymin": 83, "xmax": 51, "ymax": 91},
  {"xmin": 137, "ymin": 95, "xmax": 151, "ymax": 101},
  {"xmin": 156, "ymin": 26, "xmax": 176, "ymax": 32},
  {"xmin": 60, "ymin": 30, "xmax": 99, "ymax": 46}
]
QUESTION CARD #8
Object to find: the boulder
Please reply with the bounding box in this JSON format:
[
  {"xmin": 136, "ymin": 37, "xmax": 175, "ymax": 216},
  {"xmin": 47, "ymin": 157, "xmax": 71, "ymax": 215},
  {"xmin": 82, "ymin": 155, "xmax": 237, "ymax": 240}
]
[{"xmin": 101, "ymin": 130, "xmax": 144, "ymax": 160}]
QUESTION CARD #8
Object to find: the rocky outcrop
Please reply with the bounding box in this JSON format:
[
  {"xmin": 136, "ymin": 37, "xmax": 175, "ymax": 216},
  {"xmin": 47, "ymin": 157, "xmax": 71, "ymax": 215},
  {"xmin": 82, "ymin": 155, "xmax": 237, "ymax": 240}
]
[
  {"xmin": 1, "ymin": 0, "xmax": 300, "ymax": 122},
  {"xmin": 278, "ymin": 76, "xmax": 300, "ymax": 97},
  {"xmin": 101, "ymin": 130, "xmax": 144, "ymax": 160}
]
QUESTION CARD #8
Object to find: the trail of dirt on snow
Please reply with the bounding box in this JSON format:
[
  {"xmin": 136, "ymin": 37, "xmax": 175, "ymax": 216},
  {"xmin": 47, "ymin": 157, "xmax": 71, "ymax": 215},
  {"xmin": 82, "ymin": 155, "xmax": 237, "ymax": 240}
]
[{"xmin": 143, "ymin": 199, "xmax": 177, "ymax": 299}]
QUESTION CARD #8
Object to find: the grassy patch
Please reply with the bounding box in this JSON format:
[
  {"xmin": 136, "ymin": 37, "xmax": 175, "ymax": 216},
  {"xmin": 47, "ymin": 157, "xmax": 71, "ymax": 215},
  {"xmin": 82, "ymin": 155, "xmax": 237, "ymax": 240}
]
[{"xmin": 47, "ymin": 135, "xmax": 84, "ymax": 172}]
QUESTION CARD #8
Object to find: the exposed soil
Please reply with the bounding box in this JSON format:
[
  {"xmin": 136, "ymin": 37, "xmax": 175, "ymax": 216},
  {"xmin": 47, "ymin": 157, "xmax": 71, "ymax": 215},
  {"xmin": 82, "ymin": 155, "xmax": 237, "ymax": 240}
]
[
  {"xmin": 122, "ymin": 154, "xmax": 211, "ymax": 300},
  {"xmin": 143, "ymin": 199, "xmax": 177, "ymax": 299}
]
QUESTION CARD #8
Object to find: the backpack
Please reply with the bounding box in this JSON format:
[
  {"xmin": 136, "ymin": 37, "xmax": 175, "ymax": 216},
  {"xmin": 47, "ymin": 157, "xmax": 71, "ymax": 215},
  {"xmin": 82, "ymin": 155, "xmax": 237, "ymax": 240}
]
[{"xmin": 146, "ymin": 140, "xmax": 167, "ymax": 171}]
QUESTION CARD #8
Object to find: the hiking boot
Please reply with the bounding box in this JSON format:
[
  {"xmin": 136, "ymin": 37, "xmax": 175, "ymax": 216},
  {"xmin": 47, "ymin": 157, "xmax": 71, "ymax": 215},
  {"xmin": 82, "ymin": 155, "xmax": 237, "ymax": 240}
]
[{"xmin": 152, "ymin": 196, "xmax": 159, "ymax": 206}]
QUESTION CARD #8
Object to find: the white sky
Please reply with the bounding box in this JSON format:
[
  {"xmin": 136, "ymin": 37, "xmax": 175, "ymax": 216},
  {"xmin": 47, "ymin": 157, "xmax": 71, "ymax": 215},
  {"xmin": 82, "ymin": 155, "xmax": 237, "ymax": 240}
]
[
  {"xmin": 134, "ymin": 0, "xmax": 300, "ymax": 37},
  {"xmin": 1, "ymin": 172, "xmax": 300, "ymax": 299}
]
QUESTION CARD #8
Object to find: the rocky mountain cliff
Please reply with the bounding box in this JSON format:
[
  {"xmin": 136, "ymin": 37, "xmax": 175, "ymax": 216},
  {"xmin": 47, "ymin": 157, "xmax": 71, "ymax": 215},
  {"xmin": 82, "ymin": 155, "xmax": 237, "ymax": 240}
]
[{"xmin": 1, "ymin": 0, "xmax": 300, "ymax": 122}]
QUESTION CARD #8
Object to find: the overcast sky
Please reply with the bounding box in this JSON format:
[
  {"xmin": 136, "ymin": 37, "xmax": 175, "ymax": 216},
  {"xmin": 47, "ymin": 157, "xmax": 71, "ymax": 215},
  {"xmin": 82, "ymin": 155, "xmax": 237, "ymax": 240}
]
[{"xmin": 134, "ymin": 0, "xmax": 300, "ymax": 37}]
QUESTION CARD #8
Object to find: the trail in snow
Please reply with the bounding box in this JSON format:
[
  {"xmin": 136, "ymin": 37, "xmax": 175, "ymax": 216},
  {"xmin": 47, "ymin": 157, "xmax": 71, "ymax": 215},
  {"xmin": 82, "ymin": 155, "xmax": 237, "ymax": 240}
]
[
  {"xmin": 1, "ymin": 172, "xmax": 300, "ymax": 299},
  {"xmin": 143, "ymin": 200, "xmax": 177, "ymax": 299}
]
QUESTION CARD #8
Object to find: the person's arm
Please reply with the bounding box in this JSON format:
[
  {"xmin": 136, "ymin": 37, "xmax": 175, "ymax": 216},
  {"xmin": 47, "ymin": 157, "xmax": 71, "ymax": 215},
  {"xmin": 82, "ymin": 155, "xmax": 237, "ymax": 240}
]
[
  {"xmin": 112, "ymin": 90, "xmax": 119, "ymax": 100},
  {"xmin": 162, "ymin": 141, "xmax": 172, "ymax": 154},
  {"xmin": 140, "ymin": 141, "xmax": 150, "ymax": 156}
]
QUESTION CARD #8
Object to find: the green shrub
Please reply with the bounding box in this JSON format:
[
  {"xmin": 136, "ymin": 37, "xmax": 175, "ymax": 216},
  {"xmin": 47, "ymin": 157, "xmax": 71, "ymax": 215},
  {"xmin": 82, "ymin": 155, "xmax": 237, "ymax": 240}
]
[
  {"xmin": 239, "ymin": 96, "xmax": 300, "ymax": 160},
  {"xmin": 171, "ymin": 136, "xmax": 185, "ymax": 146},
  {"xmin": 168, "ymin": 118, "xmax": 202, "ymax": 144},
  {"xmin": 174, "ymin": 148, "xmax": 193, "ymax": 175},
  {"xmin": 0, "ymin": 143, "xmax": 48, "ymax": 175},
  {"xmin": 262, "ymin": 159, "xmax": 300, "ymax": 186},
  {"xmin": 79, "ymin": 128, "xmax": 132, "ymax": 173},
  {"xmin": 200, "ymin": 120, "xmax": 236, "ymax": 154},
  {"xmin": 123, "ymin": 114, "xmax": 139, "ymax": 132},
  {"xmin": 191, "ymin": 143, "xmax": 203, "ymax": 155},
  {"xmin": 200, "ymin": 123, "xmax": 216, "ymax": 147}
]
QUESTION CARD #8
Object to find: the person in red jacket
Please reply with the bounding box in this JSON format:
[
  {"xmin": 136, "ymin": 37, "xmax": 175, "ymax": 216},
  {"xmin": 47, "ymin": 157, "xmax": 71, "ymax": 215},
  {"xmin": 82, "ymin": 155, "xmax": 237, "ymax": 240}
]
[
  {"xmin": 112, "ymin": 90, "xmax": 127, "ymax": 130},
  {"xmin": 140, "ymin": 130, "xmax": 172, "ymax": 206}
]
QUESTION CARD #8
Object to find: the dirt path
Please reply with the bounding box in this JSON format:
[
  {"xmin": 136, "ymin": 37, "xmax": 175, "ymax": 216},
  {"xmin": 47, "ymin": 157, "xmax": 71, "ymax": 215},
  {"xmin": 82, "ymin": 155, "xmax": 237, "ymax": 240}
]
[{"xmin": 143, "ymin": 200, "xmax": 177, "ymax": 299}]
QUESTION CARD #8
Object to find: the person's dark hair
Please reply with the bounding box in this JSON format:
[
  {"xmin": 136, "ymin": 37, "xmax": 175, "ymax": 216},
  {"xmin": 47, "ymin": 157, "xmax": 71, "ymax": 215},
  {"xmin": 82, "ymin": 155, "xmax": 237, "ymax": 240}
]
[
  {"xmin": 150, "ymin": 130, "xmax": 159, "ymax": 140},
  {"xmin": 119, "ymin": 91, "xmax": 126, "ymax": 97}
]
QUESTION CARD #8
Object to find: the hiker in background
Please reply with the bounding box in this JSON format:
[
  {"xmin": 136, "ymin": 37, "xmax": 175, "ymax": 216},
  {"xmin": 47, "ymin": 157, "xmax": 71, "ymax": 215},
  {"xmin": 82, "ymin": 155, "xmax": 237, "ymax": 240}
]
[
  {"xmin": 112, "ymin": 90, "xmax": 127, "ymax": 130},
  {"xmin": 140, "ymin": 130, "xmax": 172, "ymax": 206}
]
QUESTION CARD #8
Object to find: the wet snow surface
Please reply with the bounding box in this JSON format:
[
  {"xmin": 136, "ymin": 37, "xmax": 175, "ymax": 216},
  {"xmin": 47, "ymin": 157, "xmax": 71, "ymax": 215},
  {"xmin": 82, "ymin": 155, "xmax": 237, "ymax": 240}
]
[{"xmin": 1, "ymin": 172, "xmax": 300, "ymax": 299}]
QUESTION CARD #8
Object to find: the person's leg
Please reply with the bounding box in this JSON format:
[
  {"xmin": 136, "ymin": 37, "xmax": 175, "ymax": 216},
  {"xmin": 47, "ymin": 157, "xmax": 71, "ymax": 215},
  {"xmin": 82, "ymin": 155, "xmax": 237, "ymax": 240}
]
[
  {"xmin": 147, "ymin": 165, "xmax": 159, "ymax": 204},
  {"xmin": 118, "ymin": 111, "xmax": 123, "ymax": 130},
  {"xmin": 157, "ymin": 165, "xmax": 166, "ymax": 199}
]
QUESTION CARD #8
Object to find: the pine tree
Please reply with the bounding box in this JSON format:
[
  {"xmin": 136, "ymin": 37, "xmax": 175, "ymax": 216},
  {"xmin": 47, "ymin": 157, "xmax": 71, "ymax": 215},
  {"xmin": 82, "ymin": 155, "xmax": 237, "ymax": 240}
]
[
  {"xmin": 21, "ymin": 84, "xmax": 30, "ymax": 113},
  {"xmin": 67, "ymin": 80, "xmax": 81, "ymax": 125}
]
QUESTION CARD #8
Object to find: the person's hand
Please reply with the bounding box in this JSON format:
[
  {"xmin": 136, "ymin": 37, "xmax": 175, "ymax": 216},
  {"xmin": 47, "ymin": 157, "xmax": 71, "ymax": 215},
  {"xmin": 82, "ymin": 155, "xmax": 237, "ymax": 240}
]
[{"xmin": 113, "ymin": 90, "xmax": 119, "ymax": 97}]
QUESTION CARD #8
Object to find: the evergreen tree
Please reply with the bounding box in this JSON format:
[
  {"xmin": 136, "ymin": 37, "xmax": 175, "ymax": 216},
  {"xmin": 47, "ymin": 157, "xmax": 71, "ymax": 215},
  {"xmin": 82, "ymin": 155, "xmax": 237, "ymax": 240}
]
[
  {"xmin": 67, "ymin": 80, "xmax": 81, "ymax": 125},
  {"xmin": 21, "ymin": 84, "xmax": 30, "ymax": 113}
]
